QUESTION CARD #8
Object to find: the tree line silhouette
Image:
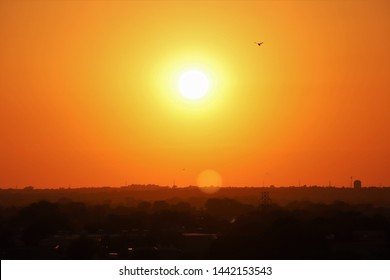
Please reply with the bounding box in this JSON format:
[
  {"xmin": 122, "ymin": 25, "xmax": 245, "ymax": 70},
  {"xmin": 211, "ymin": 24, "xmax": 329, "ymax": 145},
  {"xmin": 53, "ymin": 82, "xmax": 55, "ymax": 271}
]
[{"xmin": 1, "ymin": 196, "xmax": 390, "ymax": 259}]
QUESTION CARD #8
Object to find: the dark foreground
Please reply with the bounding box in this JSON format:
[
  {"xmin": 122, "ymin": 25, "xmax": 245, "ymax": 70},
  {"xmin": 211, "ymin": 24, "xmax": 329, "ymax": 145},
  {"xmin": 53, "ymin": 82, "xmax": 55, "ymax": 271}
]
[{"xmin": 1, "ymin": 187, "xmax": 390, "ymax": 259}]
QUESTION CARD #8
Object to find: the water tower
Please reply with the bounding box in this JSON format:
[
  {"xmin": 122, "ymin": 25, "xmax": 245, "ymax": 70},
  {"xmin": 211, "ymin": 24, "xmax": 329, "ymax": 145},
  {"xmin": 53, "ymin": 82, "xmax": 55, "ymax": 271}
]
[{"xmin": 353, "ymin": 180, "xmax": 362, "ymax": 189}]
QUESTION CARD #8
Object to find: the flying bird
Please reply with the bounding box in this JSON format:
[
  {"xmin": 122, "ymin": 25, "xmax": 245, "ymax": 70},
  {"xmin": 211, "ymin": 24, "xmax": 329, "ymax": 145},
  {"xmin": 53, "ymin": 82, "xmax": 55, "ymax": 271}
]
[{"xmin": 255, "ymin": 42, "xmax": 263, "ymax": 46}]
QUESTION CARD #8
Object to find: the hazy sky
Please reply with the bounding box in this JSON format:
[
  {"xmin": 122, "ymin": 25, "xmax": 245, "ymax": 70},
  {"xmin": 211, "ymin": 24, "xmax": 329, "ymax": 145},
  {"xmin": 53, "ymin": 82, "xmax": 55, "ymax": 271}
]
[{"xmin": 1, "ymin": 0, "xmax": 389, "ymax": 188}]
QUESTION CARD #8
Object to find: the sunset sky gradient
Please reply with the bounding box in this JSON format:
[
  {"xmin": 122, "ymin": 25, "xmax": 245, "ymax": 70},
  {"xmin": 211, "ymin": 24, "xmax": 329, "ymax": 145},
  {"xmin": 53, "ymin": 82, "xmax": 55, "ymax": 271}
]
[{"xmin": 1, "ymin": 0, "xmax": 389, "ymax": 188}]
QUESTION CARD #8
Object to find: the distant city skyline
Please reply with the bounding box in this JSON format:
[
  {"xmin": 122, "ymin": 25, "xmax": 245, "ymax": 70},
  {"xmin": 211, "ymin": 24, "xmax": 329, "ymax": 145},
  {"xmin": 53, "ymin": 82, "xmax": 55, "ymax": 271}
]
[{"xmin": 4, "ymin": 179, "xmax": 389, "ymax": 190}]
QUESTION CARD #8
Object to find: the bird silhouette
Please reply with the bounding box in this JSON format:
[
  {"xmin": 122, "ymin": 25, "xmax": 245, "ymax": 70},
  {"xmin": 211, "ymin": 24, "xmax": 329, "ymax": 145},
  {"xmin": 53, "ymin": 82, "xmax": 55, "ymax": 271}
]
[{"xmin": 255, "ymin": 42, "xmax": 263, "ymax": 46}]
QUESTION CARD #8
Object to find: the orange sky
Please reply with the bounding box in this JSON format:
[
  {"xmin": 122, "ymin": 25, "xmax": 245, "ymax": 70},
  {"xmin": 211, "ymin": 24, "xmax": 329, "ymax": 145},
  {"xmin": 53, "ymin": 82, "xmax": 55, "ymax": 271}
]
[{"xmin": 1, "ymin": 0, "xmax": 389, "ymax": 188}]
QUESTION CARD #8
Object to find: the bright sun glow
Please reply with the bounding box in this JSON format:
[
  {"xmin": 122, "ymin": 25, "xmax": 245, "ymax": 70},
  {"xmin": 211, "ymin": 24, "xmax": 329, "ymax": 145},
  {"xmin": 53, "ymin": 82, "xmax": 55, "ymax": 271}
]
[{"xmin": 178, "ymin": 70, "xmax": 209, "ymax": 100}]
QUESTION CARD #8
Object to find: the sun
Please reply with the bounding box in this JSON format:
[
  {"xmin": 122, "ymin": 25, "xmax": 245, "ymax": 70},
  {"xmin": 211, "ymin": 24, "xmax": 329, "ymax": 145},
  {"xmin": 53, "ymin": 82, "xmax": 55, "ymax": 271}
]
[{"xmin": 178, "ymin": 69, "xmax": 209, "ymax": 100}]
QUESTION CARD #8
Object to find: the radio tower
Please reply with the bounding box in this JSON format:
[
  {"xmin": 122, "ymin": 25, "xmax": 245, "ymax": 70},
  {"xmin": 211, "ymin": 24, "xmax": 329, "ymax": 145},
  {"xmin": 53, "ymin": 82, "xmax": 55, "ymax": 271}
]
[{"xmin": 260, "ymin": 191, "xmax": 271, "ymax": 210}]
